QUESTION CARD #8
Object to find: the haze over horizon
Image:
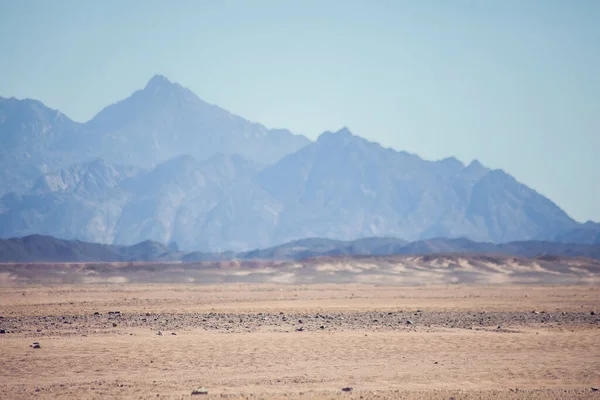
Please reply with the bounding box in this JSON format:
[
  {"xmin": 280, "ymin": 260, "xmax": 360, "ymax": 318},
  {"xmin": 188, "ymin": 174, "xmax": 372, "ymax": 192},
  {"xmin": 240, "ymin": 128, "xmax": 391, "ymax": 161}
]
[{"xmin": 1, "ymin": 0, "xmax": 598, "ymax": 222}]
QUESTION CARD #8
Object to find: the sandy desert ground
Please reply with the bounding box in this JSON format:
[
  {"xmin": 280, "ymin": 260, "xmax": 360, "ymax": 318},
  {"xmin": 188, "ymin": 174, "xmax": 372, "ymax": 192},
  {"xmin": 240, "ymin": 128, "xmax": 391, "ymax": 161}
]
[{"xmin": 1, "ymin": 282, "xmax": 599, "ymax": 399}]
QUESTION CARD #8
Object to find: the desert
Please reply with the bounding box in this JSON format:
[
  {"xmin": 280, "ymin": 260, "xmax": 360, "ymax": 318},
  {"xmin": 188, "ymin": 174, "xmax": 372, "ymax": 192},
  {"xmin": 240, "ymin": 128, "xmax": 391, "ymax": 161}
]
[
  {"xmin": 1, "ymin": 258, "xmax": 599, "ymax": 399},
  {"xmin": 2, "ymin": 2, "xmax": 599, "ymax": 399}
]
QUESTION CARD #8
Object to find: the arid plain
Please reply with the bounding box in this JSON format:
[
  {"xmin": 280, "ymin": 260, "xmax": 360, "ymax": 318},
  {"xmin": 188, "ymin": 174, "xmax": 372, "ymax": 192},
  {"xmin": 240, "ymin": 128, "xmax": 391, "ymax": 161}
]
[{"xmin": 1, "ymin": 258, "xmax": 599, "ymax": 399}]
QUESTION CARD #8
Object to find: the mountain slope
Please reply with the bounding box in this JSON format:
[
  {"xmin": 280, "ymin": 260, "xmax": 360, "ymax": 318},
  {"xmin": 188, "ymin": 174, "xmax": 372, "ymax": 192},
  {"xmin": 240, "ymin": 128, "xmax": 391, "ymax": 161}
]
[
  {"xmin": 0, "ymin": 79, "xmax": 594, "ymax": 249},
  {"xmin": 0, "ymin": 154, "xmax": 278, "ymax": 251},
  {"xmin": 255, "ymin": 128, "xmax": 578, "ymax": 244},
  {"xmin": 0, "ymin": 96, "xmax": 83, "ymax": 195},
  {"xmin": 0, "ymin": 76, "xmax": 309, "ymax": 199},
  {"xmin": 553, "ymin": 221, "xmax": 600, "ymax": 244},
  {"xmin": 83, "ymin": 75, "xmax": 309, "ymax": 167},
  {"xmin": 0, "ymin": 127, "xmax": 585, "ymax": 251}
]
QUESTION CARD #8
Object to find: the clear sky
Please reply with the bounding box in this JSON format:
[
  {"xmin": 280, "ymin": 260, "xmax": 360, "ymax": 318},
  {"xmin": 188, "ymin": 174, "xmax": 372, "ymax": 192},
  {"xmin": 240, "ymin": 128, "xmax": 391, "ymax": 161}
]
[{"xmin": 1, "ymin": 0, "xmax": 598, "ymax": 222}]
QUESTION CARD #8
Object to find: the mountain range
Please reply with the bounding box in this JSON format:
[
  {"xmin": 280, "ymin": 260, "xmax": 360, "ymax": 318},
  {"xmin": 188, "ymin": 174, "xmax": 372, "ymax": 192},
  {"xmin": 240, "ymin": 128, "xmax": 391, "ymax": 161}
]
[
  {"xmin": 1, "ymin": 234, "xmax": 600, "ymax": 263},
  {"xmin": 1, "ymin": 75, "xmax": 598, "ymax": 251}
]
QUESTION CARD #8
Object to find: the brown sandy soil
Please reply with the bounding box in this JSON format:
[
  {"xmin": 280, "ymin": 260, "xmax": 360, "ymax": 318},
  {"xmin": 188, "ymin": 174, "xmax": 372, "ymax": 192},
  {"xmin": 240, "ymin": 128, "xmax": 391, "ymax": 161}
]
[{"xmin": 1, "ymin": 284, "xmax": 599, "ymax": 399}]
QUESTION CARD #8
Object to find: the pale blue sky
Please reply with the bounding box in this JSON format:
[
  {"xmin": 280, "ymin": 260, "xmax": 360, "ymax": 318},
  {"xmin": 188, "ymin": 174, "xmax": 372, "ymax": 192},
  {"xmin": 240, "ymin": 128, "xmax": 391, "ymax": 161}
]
[{"xmin": 1, "ymin": 0, "xmax": 598, "ymax": 222}]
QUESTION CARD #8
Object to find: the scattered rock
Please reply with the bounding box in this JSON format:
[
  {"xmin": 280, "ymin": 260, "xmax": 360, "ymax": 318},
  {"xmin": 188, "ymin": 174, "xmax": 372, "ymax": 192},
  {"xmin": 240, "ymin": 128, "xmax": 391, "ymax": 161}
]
[
  {"xmin": 320, "ymin": 325, "xmax": 325, "ymax": 329},
  {"xmin": 0, "ymin": 329, "xmax": 6, "ymax": 334},
  {"xmin": 592, "ymin": 387, "xmax": 598, "ymax": 392},
  {"xmin": 31, "ymin": 342, "xmax": 41, "ymax": 349},
  {"xmin": 341, "ymin": 387, "xmax": 353, "ymax": 392},
  {"xmin": 112, "ymin": 323, "xmax": 118, "ymax": 327},
  {"xmin": 591, "ymin": 311, "xmax": 596, "ymax": 316},
  {"xmin": 296, "ymin": 327, "xmax": 304, "ymax": 332},
  {"xmin": 157, "ymin": 331, "xmax": 163, "ymax": 336},
  {"xmin": 93, "ymin": 312, "xmax": 100, "ymax": 316},
  {"xmin": 298, "ymin": 319, "xmax": 303, "ymax": 324},
  {"xmin": 406, "ymin": 320, "xmax": 413, "ymax": 325},
  {"xmin": 191, "ymin": 387, "xmax": 209, "ymax": 395},
  {"xmin": 171, "ymin": 332, "xmax": 177, "ymax": 335}
]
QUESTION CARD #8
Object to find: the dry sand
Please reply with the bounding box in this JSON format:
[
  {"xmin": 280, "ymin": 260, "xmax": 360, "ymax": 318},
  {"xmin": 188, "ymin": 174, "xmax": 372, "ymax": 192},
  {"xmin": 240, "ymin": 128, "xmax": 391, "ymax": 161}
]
[{"xmin": 1, "ymin": 283, "xmax": 599, "ymax": 399}]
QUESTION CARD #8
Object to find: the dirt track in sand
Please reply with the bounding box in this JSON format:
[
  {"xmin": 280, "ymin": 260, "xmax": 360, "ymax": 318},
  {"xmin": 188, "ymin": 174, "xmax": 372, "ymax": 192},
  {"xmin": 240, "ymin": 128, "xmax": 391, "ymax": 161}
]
[{"xmin": 1, "ymin": 284, "xmax": 599, "ymax": 399}]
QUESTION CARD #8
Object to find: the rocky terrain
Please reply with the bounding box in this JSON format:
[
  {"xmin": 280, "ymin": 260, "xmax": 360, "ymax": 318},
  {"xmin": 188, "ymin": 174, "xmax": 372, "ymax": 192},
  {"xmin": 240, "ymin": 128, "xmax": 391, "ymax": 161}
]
[
  {"xmin": 1, "ymin": 284, "xmax": 598, "ymax": 399},
  {"xmin": 2, "ymin": 309, "xmax": 598, "ymax": 338}
]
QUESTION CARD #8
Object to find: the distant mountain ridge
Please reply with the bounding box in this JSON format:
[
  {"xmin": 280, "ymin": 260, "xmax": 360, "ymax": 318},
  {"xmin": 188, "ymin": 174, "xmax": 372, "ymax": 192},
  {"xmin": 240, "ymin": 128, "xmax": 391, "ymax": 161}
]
[
  {"xmin": 1, "ymin": 234, "xmax": 599, "ymax": 263},
  {"xmin": 82, "ymin": 75, "xmax": 309, "ymax": 167},
  {"xmin": 0, "ymin": 75, "xmax": 597, "ymax": 250},
  {"xmin": 0, "ymin": 75, "xmax": 309, "ymax": 196}
]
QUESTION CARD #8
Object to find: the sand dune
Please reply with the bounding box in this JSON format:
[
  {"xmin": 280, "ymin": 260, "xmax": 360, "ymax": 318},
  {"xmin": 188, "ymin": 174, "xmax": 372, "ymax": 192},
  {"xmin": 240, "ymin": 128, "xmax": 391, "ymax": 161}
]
[{"xmin": 1, "ymin": 253, "xmax": 598, "ymax": 285}]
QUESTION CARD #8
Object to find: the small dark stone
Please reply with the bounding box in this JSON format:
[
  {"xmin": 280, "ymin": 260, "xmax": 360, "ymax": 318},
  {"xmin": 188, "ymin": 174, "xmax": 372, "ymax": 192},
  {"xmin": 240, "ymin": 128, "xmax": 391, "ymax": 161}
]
[
  {"xmin": 406, "ymin": 320, "xmax": 413, "ymax": 325},
  {"xmin": 298, "ymin": 319, "xmax": 303, "ymax": 324},
  {"xmin": 93, "ymin": 312, "xmax": 100, "ymax": 316},
  {"xmin": 171, "ymin": 332, "xmax": 177, "ymax": 335},
  {"xmin": 112, "ymin": 323, "xmax": 117, "ymax": 327},
  {"xmin": 320, "ymin": 325, "xmax": 325, "ymax": 329},
  {"xmin": 296, "ymin": 327, "xmax": 304, "ymax": 332},
  {"xmin": 191, "ymin": 388, "xmax": 209, "ymax": 395},
  {"xmin": 0, "ymin": 329, "xmax": 6, "ymax": 334},
  {"xmin": 591, "ymin": 311, "xmax": 597, "ymax": 316},
  {"xmin": 32, "ymin": 343, "xmax": 41, "ymax": 349},
  {"xmin": 592, "ymin": 387, "xmax": 599, "ymax": 392},
  {"xmin": 341, "ymin": 387, "xmax": 353, "ymax": 392}
]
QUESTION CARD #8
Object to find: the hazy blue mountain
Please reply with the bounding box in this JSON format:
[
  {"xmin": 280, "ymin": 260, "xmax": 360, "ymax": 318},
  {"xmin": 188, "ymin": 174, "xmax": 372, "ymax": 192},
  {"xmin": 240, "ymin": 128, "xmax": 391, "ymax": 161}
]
[
  {"xmin": 0, "ymin": 154, "xmax": 278, "ymax": 251},
  {"xmin": 0, "ymin": 127, "xmax": 587, "ymax": 251},
  {"xmin": 0, "ymin": 79, "xmax": 594, "ymax": 250},
  {"xmin": 0, "ymin": 158, "xmax": 137, "ymax": 244},
  {"xmin": 0, "ymin": 76, "xmax": 309, "ymax": 199},
  {"xmin": 82, "ymin": 75, "xmax": 309, "ymax": 167},
  {"xmin": 0, "ymin": 96, "xmax": 83, "ymax": 195},
  {"xmin": 553, "ymin": 221, "xmax": 600, "ymax": 244},
  {"xmin": 256, "ymin": 128, "xmax": 578, "ymax": 244}
]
